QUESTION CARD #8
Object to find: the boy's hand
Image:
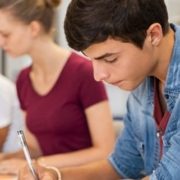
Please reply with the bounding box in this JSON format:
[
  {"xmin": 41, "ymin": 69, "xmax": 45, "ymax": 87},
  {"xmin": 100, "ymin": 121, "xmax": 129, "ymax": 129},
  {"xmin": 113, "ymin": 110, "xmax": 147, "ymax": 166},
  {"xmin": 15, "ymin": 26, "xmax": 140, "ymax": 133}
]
[{"xmin": 18, "ymin": 163, "xmax": 60, "ymax": 180}]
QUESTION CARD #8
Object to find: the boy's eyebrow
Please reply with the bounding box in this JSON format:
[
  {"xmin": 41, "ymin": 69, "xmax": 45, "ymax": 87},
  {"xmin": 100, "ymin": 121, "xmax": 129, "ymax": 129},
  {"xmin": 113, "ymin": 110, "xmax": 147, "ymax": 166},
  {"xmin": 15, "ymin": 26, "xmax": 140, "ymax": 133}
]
[
  {"xmin": 94, "ymin": 53, "xmax": 114, "ymax": 60},
  {"xmin": 82, "ymin": 52, "xmax": 114, "ymax": 60}
]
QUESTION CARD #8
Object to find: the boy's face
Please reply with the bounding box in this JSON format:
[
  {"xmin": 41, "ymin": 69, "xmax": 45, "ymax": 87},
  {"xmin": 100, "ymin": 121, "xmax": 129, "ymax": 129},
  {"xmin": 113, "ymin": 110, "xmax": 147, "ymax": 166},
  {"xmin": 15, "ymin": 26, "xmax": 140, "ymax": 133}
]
[{"xmin": 83, "ymin": 38, "xmax": 157, "ymax": 91}]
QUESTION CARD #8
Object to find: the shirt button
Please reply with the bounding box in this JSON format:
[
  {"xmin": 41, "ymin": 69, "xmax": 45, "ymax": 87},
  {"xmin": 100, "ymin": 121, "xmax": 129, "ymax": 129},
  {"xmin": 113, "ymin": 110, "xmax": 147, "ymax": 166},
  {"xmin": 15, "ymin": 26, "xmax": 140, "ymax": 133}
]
[{"xmin": 157, "ymin": 132, "xmax": 160, "ymax": 138}]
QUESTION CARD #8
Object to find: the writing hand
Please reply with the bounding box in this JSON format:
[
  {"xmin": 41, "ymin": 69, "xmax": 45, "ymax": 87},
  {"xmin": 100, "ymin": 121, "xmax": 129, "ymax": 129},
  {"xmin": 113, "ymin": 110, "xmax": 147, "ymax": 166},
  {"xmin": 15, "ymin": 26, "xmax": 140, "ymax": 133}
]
[{"xmin": 18, "ymin": 163, "xmax": 59, "ymax": 180}]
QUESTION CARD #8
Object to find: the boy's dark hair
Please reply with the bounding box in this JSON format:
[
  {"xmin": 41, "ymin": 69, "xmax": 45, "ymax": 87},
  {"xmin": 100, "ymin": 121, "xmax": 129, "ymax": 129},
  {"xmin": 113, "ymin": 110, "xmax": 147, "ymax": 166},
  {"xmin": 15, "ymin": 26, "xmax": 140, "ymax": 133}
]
[{"xmin": 64, "ymin": 0, "xmax": 169, "ymax": 51}]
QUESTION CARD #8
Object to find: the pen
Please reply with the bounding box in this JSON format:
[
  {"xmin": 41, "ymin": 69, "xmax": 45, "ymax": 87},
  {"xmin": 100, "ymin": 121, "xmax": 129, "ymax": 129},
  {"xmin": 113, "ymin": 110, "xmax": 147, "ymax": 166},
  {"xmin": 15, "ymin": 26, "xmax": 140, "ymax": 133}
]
[{"xmin": 17, "ymin": 130, "xmax": 39, "ymax": 180}]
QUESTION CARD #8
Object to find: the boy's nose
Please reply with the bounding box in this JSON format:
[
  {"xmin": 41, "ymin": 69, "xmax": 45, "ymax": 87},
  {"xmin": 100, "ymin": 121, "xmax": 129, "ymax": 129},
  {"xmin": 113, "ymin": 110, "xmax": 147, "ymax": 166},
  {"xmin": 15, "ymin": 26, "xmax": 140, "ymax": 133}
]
[{"xmin": 92, "ymin": 60, "xmax": 109, "ymax": 82}]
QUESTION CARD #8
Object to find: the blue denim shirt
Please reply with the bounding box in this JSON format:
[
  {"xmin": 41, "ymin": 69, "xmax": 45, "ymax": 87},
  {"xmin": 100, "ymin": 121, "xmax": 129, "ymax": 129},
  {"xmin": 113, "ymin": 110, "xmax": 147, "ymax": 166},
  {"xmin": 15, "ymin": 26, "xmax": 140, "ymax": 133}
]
[{"xmin": 109, "ymin": 24, "xmax": 180, "ymax": 180}]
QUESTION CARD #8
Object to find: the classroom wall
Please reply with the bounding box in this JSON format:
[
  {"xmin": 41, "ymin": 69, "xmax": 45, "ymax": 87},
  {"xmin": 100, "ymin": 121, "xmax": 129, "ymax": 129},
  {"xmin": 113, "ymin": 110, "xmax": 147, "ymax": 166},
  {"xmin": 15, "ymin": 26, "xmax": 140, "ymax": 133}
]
[{"xmin": 165, "ymin": 0, "xmax": 180, "ymax": 24}]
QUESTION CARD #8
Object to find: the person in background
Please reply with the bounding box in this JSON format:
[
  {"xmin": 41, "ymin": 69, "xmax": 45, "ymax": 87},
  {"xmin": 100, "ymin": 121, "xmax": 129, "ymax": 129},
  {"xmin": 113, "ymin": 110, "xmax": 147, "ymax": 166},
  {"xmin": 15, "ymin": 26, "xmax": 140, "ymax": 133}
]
[
  {"xmin": 0, "ymin": 74, "xmax": 24, "ymax": 153},
  {"xmin": 0, "ymin": 74, "xmax": 25, "ymax": 175},
  {"xmin": 18, "ymin": 0, "xmax": 180, "ymax": 179},
  {"xmin": 0, "ymin": 0, "xmax": 115, "ymax": 175}
]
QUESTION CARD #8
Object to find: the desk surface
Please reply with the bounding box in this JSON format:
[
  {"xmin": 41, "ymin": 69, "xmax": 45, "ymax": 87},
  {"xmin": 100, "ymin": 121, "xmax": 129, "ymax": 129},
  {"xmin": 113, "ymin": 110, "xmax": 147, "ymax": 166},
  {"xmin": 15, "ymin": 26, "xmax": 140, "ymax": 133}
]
[{"xmin": 0, "ymin": 175, "xmax": 17, "ymax": 180}]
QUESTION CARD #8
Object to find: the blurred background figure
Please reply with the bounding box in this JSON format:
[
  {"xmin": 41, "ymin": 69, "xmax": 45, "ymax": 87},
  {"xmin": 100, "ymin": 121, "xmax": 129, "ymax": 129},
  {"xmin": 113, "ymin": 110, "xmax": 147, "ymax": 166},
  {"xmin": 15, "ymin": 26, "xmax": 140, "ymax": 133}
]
[
  {"xmin": 0, "ymin": 0, "xmax": 115, "ymax": 175},
  {"xmin": 0, "ymin": 74, "xmax": 24, "ymax": 153}
]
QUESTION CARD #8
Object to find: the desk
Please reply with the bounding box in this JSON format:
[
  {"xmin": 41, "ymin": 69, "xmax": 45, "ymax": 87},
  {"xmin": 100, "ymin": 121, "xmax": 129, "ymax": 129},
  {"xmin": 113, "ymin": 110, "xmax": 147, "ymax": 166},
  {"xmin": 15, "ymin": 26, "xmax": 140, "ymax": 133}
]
[{"xmin": 0, "ymin": 175, "xmax": 17, "ymax": 180}]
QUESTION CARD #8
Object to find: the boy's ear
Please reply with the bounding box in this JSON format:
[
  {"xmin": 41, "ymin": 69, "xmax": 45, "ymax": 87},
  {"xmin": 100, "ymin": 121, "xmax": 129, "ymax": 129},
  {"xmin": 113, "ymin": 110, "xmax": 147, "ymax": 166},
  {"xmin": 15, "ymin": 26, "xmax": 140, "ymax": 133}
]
[
  {"xmin": 146, "ymin": 23, "xmax": 163, "ymax": 46},
  {"xmin": 29, "ymin": 21, "xmax": 42, "ymax": 37}
]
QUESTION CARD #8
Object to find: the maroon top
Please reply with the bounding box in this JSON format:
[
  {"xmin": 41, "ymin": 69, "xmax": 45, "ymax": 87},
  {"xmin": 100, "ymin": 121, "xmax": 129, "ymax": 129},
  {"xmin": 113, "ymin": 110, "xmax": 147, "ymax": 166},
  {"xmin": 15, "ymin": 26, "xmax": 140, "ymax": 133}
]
[
  {"xmin": 16, "ymin": 52, "xmax": 108, "ymax": 155},
  {"xmin": 154, "ymin": 79, "xmax": 170, "ymax": 157}
]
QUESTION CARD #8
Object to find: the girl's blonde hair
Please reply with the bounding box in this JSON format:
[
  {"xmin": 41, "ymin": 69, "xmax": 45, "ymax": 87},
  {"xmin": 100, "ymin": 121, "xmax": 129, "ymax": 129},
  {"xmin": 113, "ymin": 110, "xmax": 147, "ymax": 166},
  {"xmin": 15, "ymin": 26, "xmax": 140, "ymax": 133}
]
[{"xmin": 0, "ymin": 0, "xmax": 61, "ymax": 32}]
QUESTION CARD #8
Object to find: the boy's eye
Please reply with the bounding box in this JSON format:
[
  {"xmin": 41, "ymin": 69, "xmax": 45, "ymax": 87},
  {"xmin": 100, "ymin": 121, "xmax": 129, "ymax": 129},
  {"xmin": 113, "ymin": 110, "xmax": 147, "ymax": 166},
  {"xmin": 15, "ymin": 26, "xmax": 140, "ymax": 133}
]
[
  {"xmin": 3, "ymin": 34, "xmax": 9, "ymax": 38},
  {"xmin": 0, "ymin": 32, "xmax": 10, "ymax": 38},
  {"xmin": 104, "ymin": 58, "xmax": 117, "ymax": 63}
]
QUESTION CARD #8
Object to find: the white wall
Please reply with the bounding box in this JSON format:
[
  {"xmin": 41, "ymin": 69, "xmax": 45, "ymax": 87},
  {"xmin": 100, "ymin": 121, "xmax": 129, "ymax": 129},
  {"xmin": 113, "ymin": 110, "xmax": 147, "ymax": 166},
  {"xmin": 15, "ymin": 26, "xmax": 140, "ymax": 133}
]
[
  {"xmin": 57, "ymin": 0, "xmax": 71, "ymax": 48},
  {"xmin": 4, "ymin": 54, "xmax": 31, "ymax": 81},
  {"xmin": 165, "ymin": 0, "xmax": 180, "ymax": 24}
]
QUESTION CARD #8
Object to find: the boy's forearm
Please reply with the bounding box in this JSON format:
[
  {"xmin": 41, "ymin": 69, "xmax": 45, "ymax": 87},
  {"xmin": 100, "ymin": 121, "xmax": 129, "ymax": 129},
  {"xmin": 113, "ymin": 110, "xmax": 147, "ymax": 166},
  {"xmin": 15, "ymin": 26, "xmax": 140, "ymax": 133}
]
[{"xmin": 60, "ymin": 159, "xmax": 121, "ymax": 180}]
